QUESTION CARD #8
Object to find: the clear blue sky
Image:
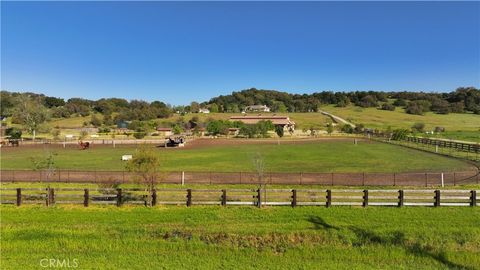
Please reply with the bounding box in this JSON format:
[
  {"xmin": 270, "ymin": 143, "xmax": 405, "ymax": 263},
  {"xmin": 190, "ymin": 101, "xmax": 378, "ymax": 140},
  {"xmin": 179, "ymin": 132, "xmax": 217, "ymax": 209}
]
[{"xmin": 1, "ymin": 1, "xmax": 479, "ymax": 105}]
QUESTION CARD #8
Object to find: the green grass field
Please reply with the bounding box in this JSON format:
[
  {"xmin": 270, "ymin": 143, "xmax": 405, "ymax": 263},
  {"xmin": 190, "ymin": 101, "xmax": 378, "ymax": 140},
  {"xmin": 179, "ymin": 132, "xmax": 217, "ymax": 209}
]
[
  {"xmin": 0, "ymin": 141, "xmax": 473, "ymax": 172},
  {"xmin": 1, "ymin": 206, "xmax": 479, "ymax": 269},
  {"xmin": 426, "ymin": 131, "xmax": 480, "ymax": 143},
  {"xmin": 321, "ymin": 105, "xmax": 480, "ymax": 132}
]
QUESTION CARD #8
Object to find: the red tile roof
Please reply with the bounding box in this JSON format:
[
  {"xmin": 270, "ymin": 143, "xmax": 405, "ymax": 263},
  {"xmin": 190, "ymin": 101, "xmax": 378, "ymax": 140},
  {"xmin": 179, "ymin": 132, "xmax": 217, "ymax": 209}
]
[{"xmin": 157, "ymin": 127, "xmax": 172, "ymax": 131}]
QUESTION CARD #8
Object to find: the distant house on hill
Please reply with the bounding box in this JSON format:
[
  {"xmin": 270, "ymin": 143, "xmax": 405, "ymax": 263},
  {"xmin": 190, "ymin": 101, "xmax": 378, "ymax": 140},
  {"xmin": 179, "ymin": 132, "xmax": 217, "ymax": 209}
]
[
  {"xmin": 198, "ymin": 108, "xmax": 210, "ymax": 113},
  {"xmin": 243, "ymin": 105, "xmax": 270, "ymax": 112},
  {"xmin": 229, "ymin": 115, "xmax": 295, "ymax": 131},
  {"xmin": 156, "ymin": 127, "xmax": 173, "ymax": 137}
]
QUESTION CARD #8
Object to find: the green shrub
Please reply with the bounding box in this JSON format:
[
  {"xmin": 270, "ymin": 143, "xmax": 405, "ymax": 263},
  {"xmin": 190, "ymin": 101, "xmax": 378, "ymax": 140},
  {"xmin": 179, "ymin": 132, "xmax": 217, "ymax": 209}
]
[
  {"xmin": 391, "ymin": 129, "xmax": 409, "ymax": 140},
  {"xmin": 275, "ymin": 125, "xmax": 284, "ymax": 137},
  {"xmin": 380, "ymin": 103, "xmax": 395, "ymax": 111},
  {"xmin": 411, "ymin": 122, "xmax": 425, "ymax": 133},
  {"xmin": 133, "ymin": 128, "xmax": 146, "ymax": 139},
  {"xmin": 6, "ymin": 127, "xmax": 22, "ymax": 139},
  {"xmin": 341, "ymin": 124, "xmax": 354, "ymax": 134}
]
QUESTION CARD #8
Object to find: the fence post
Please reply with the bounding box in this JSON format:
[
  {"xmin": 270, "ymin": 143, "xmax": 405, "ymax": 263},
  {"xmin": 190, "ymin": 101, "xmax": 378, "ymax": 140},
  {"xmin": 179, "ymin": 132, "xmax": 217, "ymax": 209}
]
[
  {"xmin": 434, "ymin": 190, "xmax": 440, "ymax": 207},
  {"xmin": 186, "ymin": 189, "xmax": 192, "ymax": 207},
  {"xmin": 50, "ymin": 188, "xmax": 55, "ymax": 205},
  {"xmin": 83, "ymin": 189, "xmax": 89, "ymax": 207},
  {"xmin": 257, "ymin": 189, "xmax": 262, "ymax": 208},
  {"xmin": 291, "ymin": 189, "xmax": 297, "ymax": 207},
  {"xmin": 221, "ymin": 189, "xmax": 227, "ymax": 206},
  {"xmin": 398, "ymin": 190, "xmax": 404, "ymax": 207},
  {"xmin": 16, "ymin": 188, "xmax": 21, "ymax": 206},
  {"xmin": 116, "ymin": 189, "xmax": 122, "ymax": 207},
  {"xmin": 46, "ymin": 188, "xmax": 49, "ymax": 206},
  {"xmin": 152, "ymin": 189, "xmax": 157, "ymax": 206},
  {"xmin": 326, "ymin": 190, "xmax": 332, "ymax": 208},
  {"xmin": 471, "ymin": 190, "xmax": 477, "ymax": 207},
  {"xmin": 425, "ymin": 173, "xmax": 428, "ymax": 187},
  {"xmin": 363, "ymin": 190, "xmax": 368, "ymax": 207}
]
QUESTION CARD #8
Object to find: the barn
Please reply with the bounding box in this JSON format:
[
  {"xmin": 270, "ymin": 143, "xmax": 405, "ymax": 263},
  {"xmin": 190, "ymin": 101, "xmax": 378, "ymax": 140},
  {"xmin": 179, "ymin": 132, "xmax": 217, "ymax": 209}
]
[
  {"xmin": 229, "ymin": 115, "xmax": 295, "ymax": 131},
  {"xmin": 156, "ymin": 127, "xmax": 173, "ymax": 137}
]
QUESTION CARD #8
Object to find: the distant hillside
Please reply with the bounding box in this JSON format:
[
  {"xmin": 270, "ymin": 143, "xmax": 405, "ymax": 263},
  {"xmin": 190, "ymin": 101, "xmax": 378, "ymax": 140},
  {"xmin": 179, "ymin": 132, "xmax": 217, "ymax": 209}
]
[
  {"xmin": 1, "ymin": 87, "xmax": 479, "ymax": 136},
  {"xmin": 206, "ymin": 87, "xmax": 480, "ymax": 115}
]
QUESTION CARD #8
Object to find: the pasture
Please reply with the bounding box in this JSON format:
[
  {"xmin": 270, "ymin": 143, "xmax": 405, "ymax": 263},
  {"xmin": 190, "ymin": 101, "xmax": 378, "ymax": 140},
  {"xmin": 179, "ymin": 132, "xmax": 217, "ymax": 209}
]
[
  {"xmin": 1, "ymin": 206, "xmax": 479, "ymax": 269},
  {"xmin": 0, "ymin": 139, "xmax": 474, "ymax": 173},
  {"xmin": 320, "ymin": 105, "xmax": 480, "ymax": 133}
]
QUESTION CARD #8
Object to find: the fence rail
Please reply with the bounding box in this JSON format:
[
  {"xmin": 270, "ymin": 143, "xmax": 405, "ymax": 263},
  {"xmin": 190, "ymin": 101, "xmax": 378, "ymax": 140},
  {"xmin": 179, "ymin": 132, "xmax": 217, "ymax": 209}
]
[
  {"xmin": 404, "ymin": 136, "xmax": 480, "ymax": 154},
  {"xmin": 1, "ymin": 169, "xmax": 478, "ymax": 186},
  {"xmin": 1, "ymin": 188, "xmax": 477, "ymax": 208},
  {"xmin": 371, "ymin": 135, "xmax": 480, "ymax": 162}
]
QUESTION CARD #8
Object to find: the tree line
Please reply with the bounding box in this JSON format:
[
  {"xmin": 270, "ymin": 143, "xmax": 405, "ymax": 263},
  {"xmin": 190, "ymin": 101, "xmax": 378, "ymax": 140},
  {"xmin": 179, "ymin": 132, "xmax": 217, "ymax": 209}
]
[
  {"xmin": 2, "ymin": 87, "xmax": 478, "ymax": 123},
  {"xmin": 205, "ymin": 87, "xmax": 480, "ymax": 115}
]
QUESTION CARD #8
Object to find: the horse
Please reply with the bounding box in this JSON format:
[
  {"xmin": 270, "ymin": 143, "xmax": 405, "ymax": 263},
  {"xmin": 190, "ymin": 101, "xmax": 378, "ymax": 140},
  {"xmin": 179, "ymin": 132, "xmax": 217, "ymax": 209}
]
[{"xmin": 79, "ymin": 141, "xmax": 90, "ymax": 150}]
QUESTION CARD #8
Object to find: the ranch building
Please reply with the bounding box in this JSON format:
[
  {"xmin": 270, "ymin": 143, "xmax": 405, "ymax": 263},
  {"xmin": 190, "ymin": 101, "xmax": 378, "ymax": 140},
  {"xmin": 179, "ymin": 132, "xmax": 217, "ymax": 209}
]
[
  {"xmin": 243, "ymin": 105, "xmax": 271, "ymax": 112},
  {"xmin": 156, "ymin": 127, "xmax": 173, "ymax": 137},
  {"xmin": 229, "ymin": 115, "xmax": 295, "ymax": 131}
]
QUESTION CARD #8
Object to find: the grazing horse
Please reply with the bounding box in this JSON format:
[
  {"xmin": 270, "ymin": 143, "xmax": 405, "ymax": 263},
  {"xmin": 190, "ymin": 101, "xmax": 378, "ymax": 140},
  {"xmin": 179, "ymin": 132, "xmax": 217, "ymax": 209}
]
[{"xmin": 79, "ymin": 141, "xmax": 90, "ymax": 150}]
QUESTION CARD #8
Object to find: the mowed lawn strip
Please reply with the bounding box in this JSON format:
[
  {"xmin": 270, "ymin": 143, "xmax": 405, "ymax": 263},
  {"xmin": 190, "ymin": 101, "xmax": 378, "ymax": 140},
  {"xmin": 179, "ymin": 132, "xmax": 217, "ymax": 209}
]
[
  {"xmin": 0, "ymin": 141, "xmax": 473, "ymax": 172},
  {"xmin": 1, "ymin": 206, "xmax": 479, "ymax": 270}
]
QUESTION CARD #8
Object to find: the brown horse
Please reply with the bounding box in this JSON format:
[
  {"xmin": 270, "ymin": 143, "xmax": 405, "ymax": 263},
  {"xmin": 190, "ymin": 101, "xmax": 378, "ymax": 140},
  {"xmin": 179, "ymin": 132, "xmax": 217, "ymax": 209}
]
[{"xmin": 79, "ymin": 141, "xmax": 90, "ymax": 150}]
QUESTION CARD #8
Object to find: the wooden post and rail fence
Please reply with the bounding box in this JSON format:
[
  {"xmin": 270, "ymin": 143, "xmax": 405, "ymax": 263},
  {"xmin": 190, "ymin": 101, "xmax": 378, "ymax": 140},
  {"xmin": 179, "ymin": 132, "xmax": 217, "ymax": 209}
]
[
  {"xmin": 2, "ymin": 188, "xmax": 478, "ymax": 208},
  {"xmin": 371, "ymin": 135, "xmax": 480, "ymax": 162}
]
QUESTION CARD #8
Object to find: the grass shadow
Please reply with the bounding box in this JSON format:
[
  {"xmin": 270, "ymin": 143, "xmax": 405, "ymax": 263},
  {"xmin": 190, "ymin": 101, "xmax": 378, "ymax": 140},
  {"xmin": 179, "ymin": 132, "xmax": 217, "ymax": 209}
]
[
  {"xmin": 308, "ymin": 216, "xmax": 474, "ymax": 270},
  {"xmin": 307, "ymin": 216, "xmax": 339, "ymax": 231}
]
